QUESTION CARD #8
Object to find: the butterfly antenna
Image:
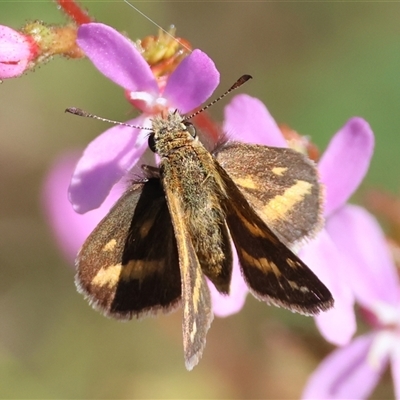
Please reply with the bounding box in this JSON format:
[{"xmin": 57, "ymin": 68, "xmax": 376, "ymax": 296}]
[
  {"xmin": 65, "ymin": 107, "xmax": 152, "ymax": 131},
  {"xmin": 185, "ymin": 74, "xmax": 252, "ymax": 120}
]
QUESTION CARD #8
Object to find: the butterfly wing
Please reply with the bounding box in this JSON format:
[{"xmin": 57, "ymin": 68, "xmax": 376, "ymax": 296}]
[
  {"xmin": 76, "ymin": 178, "xmax": 182, "ymax": 319},
  {"xmin": 162, "ymin": 172, "xmax": 214, "ymax": 371},
  {"xmin": 215, "ymin": 142, "xmax": 323, "ymax": 249},
  {"xmin": 214, "ymin": 161, "xmax": 333, "ymax": 315}
]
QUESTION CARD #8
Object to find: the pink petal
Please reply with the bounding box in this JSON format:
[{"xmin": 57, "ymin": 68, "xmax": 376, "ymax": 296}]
[
  {"xmin": 210, "ymin": 252, "xmax": 248, "ymax": 317},
  {"xmin": 42, "ymin": 151, "xmax": 123, "ymax": 263},
  {"xmin": 319, "ymin": 118, "xmax": 374, "ymax": 216},
  {"xmin": 0, "ymin": 25, "xmax": 32, "ymax": 78},
  {"xmin": 69, "ymin": 116, "xmax": 148, "ymax": 213},
  {"xmin": 223, "ymin": 94, "xmax": 287, "ymax": 146},
  {"xmin": 77, "ymin": 23, "xmax": 158, "ymax": 94},
  {"xmin": 163, "ymin": 49, "xmax": 220, "ymax": 114},
  {"xmin": 314, "ymin": 303, "xmax": 356, "ymax": 347},
  {"xmin": 302, "ymin": 334, "xmax": 386, "ymax": 400},
  {"xmin": 300, "ymin": 230, "xmax": 356, "ymax": 345},
  {"xmin": 327, "ymin": 205, "xmax": 400, "ymax": 309}
]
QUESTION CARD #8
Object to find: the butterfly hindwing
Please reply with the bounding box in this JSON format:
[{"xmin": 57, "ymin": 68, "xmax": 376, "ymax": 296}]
[
  {"xmin": 214, "ymin": 161, "xmax": 333, "ymax": 315},
  {"xmin": 215, "ymin": 142, "xmax": 323, "ymax": 249},
  {"xmin": 76, "ymin": 178, "xmax": 182, "ymax": 319}
]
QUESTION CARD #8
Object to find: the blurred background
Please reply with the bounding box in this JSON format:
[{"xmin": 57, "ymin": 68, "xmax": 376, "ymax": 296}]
[{"xmin": 1, "ymin": 1, "xmax": 399, "ymax": 398}]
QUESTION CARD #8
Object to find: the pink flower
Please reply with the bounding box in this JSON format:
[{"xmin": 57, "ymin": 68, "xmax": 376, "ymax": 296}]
[
  {"xmin": 302, "ymin": 206, "xmax": 400, "ymax": 399},
  {"xmin": 0, "ymin": 25, "xmax": 36, "ymax": 78},
  {"xmin": 300, "ymin": 118, "xmax": 374, "ymax": 346},
  {"xmin": 69, "ymin": 23, "xmax": 220, "ymax": 214}
]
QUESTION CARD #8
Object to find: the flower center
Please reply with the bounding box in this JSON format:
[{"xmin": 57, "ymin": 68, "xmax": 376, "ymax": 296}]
[{"xmin": 125, "ymin": 90, "xmax": 169, "ymax": 115}]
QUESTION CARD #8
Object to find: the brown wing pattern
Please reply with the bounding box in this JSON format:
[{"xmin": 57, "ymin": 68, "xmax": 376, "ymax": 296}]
[{"xmin": 76, "ymin": 178, "xmax": 181, "ymax": 320}]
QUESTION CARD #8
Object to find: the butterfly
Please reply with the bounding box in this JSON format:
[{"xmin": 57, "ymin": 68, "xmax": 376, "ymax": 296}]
[{"xmin": 72, "ymin": 75, "xmax": 334, "ymax": 370}]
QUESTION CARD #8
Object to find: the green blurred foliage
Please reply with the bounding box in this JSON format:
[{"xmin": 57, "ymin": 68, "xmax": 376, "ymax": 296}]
[{"xmin": 0, "ymin": 1, "xmax": 399, "ymax": 398}]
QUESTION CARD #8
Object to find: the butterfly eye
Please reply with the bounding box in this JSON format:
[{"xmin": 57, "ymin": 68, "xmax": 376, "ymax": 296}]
[
  {"xmin": 148, "ymin": 133, "xmax": 157, "ymax": 153},
  {"xmin": 184, "ymin": 122, "xmax": 197, "ymax": 138}
]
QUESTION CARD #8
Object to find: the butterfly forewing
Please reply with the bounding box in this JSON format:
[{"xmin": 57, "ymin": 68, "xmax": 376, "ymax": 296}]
[
  {"xmin": 162, "ymin": 182, "xmax": 214, "ymax": 371},
  {"xmin": 215, "ymin": 143, "xmax": 323, "ymax": 249},
  {"xmin": 76, "ymin": 178, "xmax": 182, "ymax": 319}
]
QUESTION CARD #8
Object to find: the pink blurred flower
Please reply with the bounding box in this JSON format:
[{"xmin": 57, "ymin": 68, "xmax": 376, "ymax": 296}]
[
  {"xmin": 299, "ymin": 118, "xmax": 374, "ymax": 345},
  {"xmin": 0, "ymin": 25, "xmax": 37, "ymax": 78},
  {"xmin": 303, "ymin": 206, "xmax": 400, "ymax": 399},
  {"xmin": 69, "ymin": 22, "xmax": 220, "ymax": 214}
]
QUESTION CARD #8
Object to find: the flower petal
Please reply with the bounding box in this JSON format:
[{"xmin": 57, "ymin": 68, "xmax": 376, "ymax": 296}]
[
  {"xmin": 369, "ymin": 331, "xmax": 397, "ymax": 371},
  {"xmin": 223, "ymin": 94, "xmax": 287, "ymax": 146},
  {"xmin": 302, "ymin": 333, "xmax": 385, "ymax": 400},
  {"xmin": 77, "ymin": 23, "xmax": 158, "ymax": 94},
  {"xmin": 314, "ymin": 301, "xmax": 356, "ymax": 347},
  {"xmin": 0, "ymin": 25, "xmax": 32, "ymax": 78},
  {"xmin": 300, "ymin": 230, "xmax": 356, "ymax": 345},
  {"xmin": 210, "ymin": 252, "xmax": 248, "ymax": 317},
  {"xmin": 69, "ymin": 117, "xmax": 148, "ymax": 213},
  {"xmin": 163, "ymin": 49, "xmax": 220, "ymax": 114},
  {"xmin": 319, "ymin": 117, "xmax": 374, "ymax": 216},
  {"xmin": 42, "ymin": 151, "xmax": 123, "ymax": 263},
  {"xmin": 326, "ymin": 205, "xmax": 400, "ymax": 309}
]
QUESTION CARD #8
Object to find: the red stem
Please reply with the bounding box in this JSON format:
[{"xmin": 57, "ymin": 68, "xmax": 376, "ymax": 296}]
[{"xmin": 56, "ymin": 0, "xmax": 93, "ymax": 25}]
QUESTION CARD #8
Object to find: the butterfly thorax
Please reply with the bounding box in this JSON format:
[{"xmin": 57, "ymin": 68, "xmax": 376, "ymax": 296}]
[{"xmin": 151, "ymin": 112, "xmax": 194, "ymax": 157}]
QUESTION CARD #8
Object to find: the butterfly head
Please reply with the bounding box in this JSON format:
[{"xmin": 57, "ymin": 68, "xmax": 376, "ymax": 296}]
[{"xmin": 148, "ymin": 111, "xmax": 197, "ymax": 156}]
